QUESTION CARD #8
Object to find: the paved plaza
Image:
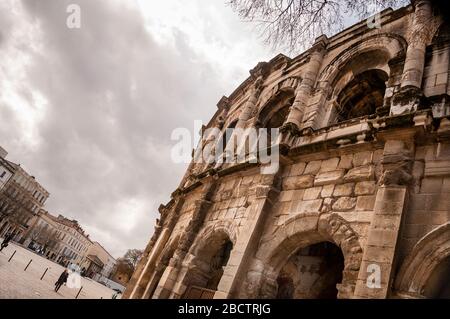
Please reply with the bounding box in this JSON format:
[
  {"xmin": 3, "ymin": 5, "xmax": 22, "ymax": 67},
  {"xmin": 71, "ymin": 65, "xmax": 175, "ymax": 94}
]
[{"xmin": 0, "ymin": 238, "xmax": 118, "ymax": 299}]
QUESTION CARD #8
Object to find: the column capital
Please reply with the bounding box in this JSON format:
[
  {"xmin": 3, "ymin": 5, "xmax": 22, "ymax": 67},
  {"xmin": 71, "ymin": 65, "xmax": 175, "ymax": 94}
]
[{"xmin": 310, "ymin": 34, "xmax": 329, "ymax": 53}]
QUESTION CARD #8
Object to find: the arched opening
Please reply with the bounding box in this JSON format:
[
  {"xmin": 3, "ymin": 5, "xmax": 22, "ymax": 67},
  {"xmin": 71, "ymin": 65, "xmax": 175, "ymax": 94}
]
[
  {"xmin": 265, "ymin": 104, "xmax": 291, "ymax": 130},
  {"xmin": 334, "ymin": 69, "xmax": 388, "ymax": 123},
  {"xmin": 395, "ymin": 223, "xmax": 450, "ymax": 298},
  {"xmin": 221, "ymin": 120, "xmax": 238, "ymax": 152},
  {"xmin": 275, "ymin": 242, "xmax": 344, "ymax": 299},
  {"xmin": 250, "ymin": 214, "xmax": 362, "ymax": 299},
  {"xmin": 423, "ymin": 255, "xmax": 450, "ymax": 298},
  {"xmin": 183, "ymin": 232, "xmax": 233, "ymax": 299},
  {"xmin": 259, "ymin": 90, "xmax": 294, "ymax": 130},
  {"xmin": 316, "ymin": 38, "xmax": 407, "ymax": 128},
  {"xmin": 258, "ymin": 90, "xmax": 294, "ymax": 149}
]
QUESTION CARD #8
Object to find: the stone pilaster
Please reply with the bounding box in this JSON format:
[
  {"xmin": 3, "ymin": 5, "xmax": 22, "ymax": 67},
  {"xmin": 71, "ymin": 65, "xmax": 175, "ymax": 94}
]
[
  {"xmin": 213, "ymin": 171, "xmax": 280, "ymax": 299},
  {"xmin": 391, "ymin": 0, "xmax": 433, "ymax": 115},
  {"xmin": 354, "ymin": 131, "xmax": 415, "ymax": 298},
  {"xmin": 284, "ymin": 36, "xmax": 328, "ymax": 133},
  {"xmin": 235, "ymin": 64, "xmax": 268, "ymax": 129},
  {"xmin": 124, "ymin": 197, "xmax": 184, "ymax": 299},
  {"xmin": 152, "ymin": 179, "xmax": 216, "ymax": 298},
  {"xmin": 127, "ymin": 227, "xmax": 171, "ymax": 299},
  {"xmin": 401, "ymin": 0, "xmax": 433, "ymax": 89}
]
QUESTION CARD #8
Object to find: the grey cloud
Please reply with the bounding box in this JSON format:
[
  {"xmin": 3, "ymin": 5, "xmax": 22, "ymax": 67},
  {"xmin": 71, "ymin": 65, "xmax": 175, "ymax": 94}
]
[{"xmin": 0, "ymin": 0, "xmax": 272, "ymax": 257}]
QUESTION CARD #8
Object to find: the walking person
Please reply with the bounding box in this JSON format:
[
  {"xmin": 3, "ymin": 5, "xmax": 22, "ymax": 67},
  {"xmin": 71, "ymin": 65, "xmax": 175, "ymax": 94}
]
[
  {"xmin": 0, "ymin": 232, "xmax": 14, "ymax": 252},
  {"xmin": 54, "ymin": 269, "xmax": 69, "ymax": 293}
]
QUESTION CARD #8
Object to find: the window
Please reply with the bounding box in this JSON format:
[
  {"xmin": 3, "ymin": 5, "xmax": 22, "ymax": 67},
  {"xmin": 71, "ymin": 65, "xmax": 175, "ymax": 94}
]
[{"xmin": 334, "ymin": 69, "xmax": 388, "ymax": 123}]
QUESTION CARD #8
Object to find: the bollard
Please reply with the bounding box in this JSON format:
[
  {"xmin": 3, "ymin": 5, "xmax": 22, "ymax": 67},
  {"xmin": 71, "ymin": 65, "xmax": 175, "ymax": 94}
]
[
  {"xmin": 24, "ymin": 259, "xmax": 32, "ymax": 271},
  {"xmin": 8, "ymin": 250, "xmax": 16, "ymax": 262},
  {"xmin": 75, "ymin": 286, "xmax": 83, "ymax": 299},
  {"xmin": 40, "ymin": 268, "xmax": 49, "ymax": 280}
]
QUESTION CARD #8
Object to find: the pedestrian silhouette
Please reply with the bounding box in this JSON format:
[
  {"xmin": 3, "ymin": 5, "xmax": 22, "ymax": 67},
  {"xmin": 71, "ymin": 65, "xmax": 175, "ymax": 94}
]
[
  {"xmin": 0, "ymin": 233, "xmax": 14, "ymax": 252},
  {"xmin": 54, "ymin": 269, "xmax": 69, "ymax": 293}
]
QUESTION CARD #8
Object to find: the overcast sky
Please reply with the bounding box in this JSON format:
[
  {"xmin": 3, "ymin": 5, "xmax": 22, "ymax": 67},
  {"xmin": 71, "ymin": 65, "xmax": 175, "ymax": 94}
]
[{"xmin": 0, "ymin": 0, "xmax": 277, "ymax": 258}]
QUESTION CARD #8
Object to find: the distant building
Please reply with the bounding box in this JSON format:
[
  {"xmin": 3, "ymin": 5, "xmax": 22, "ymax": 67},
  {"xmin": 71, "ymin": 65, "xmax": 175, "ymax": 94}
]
[
  {"xmin": 0, "ymin": 157, "xmax": 14, "ymax": 192},
  {"xmin": 22, "ymin": 210, "xmax": 92, "ymax": 266},
  {"xmin": 0, "ymin": 159, "xmax": 49, "ymax": 241},
  {"xmin": 0, "ymin": 146, "xmax": 7, "ymax": 159},
  {"xmin": 80, "ymin": 241, "xmax": 116, "ymax": 279},
  {"xmin": 111, "ymin": 268, "xmax": 132, "ymax": 287}
]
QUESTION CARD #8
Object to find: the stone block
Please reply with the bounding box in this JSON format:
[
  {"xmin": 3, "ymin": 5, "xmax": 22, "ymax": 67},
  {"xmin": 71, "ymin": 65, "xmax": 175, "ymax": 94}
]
[
  {"xmin": 409, "ymin": 194, "xmax": 427, "ymax": 211},
  {"xmin": 319, "ymin": 157, "xmax": 340, "ymax": 172},
  {"xmin": 353, "ymin": 151, "xmax": 373, "ymax": 167},
  {"xmin": 303, "ymin": 186, "xmax": 322, "ymax": 200},
  {"xmin": 402, "ymin": 224, "xmax": 425, "ymax": 239},
  {"xmin": 279, "ymin": 202, "xmax": 293, "ymax": 215},
  {"xmin": 333, "ymin": 183, "xmax": 354, "ymax": 196},
  {"xmin": 374, "ymin": 200, "xmax": 405, "ymax": 216},
  {"xmin": 420, "ymin": 177, "xmax": 443, "ymax": 193},
  {"xmin": 314, "ymin": 169, "xmax": 345, "ymax": 186},
  {"xmin": 362, "ymin": 246, "xmax": 396, "ymax": 264},
  {"xmin": 332, "ymin": 197, "xmax": 356, "ymax": 211},
  {"xmin": 321, "ymin": 184, "xmax": 335, "ymax": 198},
  {"xmin": 354, "ymin": 280, "xmax": 388, "ymax": 299},
  {"xmin": 426, "ymin": 194, "xmax": 450, "ymax": 211},
  {"xmin": 357, "ymin": 261, "xmax": 392, "ymax": 285},
  {"xmin": 339, "ymin": 154, "xmax": 353, "ymax": 169},
  {"xmin": 279, "ymin": 190, "xmax": 295, "ymax": 202},
  {"xmin": 371, "ymin": 214, "xmax": 401, "ymax": 231},
  {"xmin": 343, "ymin": 165, "xmax": 374, "ymax": 182},
  {"xmin": 373, "ymin": 149, "xmax": 384, "ymax": 163},
  {"xmin": 293, "ymin": 189, "xmax": 305, "ymax": 200},
  {"xmin": 424, "ymin": 161, "xmax": 450, "ymax": 177},
  {"xmin": 294, "ymin": 199, "xmax": 323, "ymax": 213},
  {"xmin": 225, "ymin": 207, "xmax": 237, "ymax": 219},
  {"xmin": 290, "ymin": 162, "xmax": 306, "ymax": 176},
  {"xmin": 235, "ymin": 207, "xmax": 246, "ymax": 219},
  {"xmin": 304, "ymin": 160, "xmax": 322, "ymax": 174},
  {"xmin": 430, "ymin": 211, "xmax": 450, "ymax": 225},
  {"xmin": 366, "ymin": 229, "xmax": 398, "ymax": 248},
  {"xmin": 356, "ymin": 195, "xmax": 376, "ymax": 211},
  {"xmin": 282, "ymin": 175, "xmax": 314, "ymax": 190},
  {"xmin": 355, "ymin": 181, "xmax": 376, "ymax": 195},
  {"xmin": 378, "ymin": 187, "xmax": 407, "ymax": 202},
  {"xmin": 405, "ymin": 210, "xmax": 429, "ymax": 225},
  {"xmin": 383, "ymin": 140, "xmax": 410, "ymax": 156}
]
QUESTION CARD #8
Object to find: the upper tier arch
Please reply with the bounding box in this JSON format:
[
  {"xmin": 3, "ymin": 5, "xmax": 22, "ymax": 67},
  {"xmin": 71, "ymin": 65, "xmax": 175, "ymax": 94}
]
[{"xmin": 317, "ymin": 33, "xmax": 408, "ymax": 90}]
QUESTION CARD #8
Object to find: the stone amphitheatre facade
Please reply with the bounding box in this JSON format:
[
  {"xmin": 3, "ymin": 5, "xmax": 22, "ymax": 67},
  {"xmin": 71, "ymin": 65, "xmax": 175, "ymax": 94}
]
[{"xmin": 124, "ymin": 1, "xmax": 450, "ymax": 299}]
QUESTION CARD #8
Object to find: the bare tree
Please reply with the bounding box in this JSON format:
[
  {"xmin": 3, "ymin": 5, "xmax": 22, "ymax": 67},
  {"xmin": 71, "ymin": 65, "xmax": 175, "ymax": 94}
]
[
  {"xmin": 227, "ymin": 0, "xmax": 408, "ymax": 52},
  {"xmin": 123, "ymin": 249, "xmax": 143, "ymax": 269},
  {"xmin": 114, "ymin": 258, "xmax": 135, "ymax": 278}
]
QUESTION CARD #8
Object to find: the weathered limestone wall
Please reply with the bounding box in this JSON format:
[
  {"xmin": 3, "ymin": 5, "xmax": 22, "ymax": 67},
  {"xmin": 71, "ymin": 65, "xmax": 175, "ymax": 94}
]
[{"xmin": 399, "ymin": 142, "xmax": 450, "ymax": 261}]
